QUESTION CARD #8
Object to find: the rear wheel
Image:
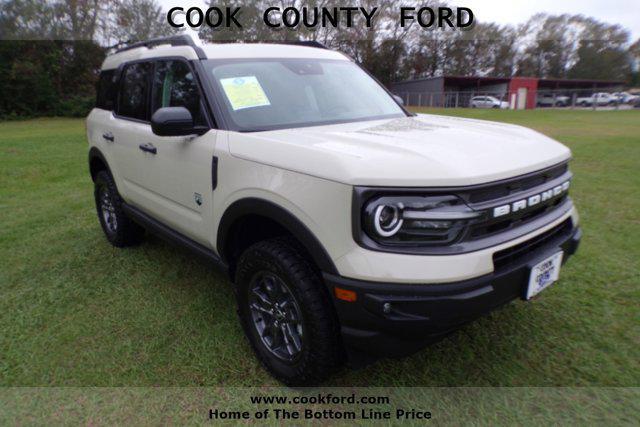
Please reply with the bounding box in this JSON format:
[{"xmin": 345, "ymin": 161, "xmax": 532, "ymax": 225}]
[
  {"xmin": 235, "ymin": 238, "xmax": 342, "ymax": 386},
  {"xmin": 94, "ymin": 170, "xmax": 145, "ymax": 247}
]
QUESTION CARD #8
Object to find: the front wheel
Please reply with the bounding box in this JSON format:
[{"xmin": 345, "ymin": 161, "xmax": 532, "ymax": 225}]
[{"xmin": 235, "ymin": 238, "xmax": 342, "ymax": 386}]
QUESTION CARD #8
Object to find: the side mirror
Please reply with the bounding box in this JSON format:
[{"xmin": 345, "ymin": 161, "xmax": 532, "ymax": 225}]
[
  {"xmin": 393, "ymin": 94, "xmax": 405, "ymax": 106},
  {"xmin": 151, "ymin": 107, "xmax": 206, "ymax": 137}
]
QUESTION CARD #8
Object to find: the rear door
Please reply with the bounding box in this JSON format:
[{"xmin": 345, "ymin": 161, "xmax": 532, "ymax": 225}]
[{"xmin": 109, "ymin": 61, "xmax": 155, "ymax": 204}]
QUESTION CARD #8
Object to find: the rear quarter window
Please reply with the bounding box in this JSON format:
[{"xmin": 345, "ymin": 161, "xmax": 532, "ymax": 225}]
[{"xmin": 96, "ymin": 70, "xmax": 117, "ymax": 110}]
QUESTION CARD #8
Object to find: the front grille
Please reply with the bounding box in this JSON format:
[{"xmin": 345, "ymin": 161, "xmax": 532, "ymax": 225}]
[
  {"xmin": 492, "ymin": 219, "xmax": 572, "ymax": 270},
  {"xmin": 464, "ymin": 162, "xmax": 568, "ymax": 204},
  {"xmin": 467, "ymin": 194, "xmax": 568, "ymax": 240},
  {"xmin": 455, "ymin": 162, "xmax": 572, "ymax": 242}
]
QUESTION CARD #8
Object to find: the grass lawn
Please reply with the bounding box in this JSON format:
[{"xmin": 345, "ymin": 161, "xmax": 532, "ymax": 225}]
[{"xmin": 1, "ymin": 109, "xmax": 639, "ymax": 390}]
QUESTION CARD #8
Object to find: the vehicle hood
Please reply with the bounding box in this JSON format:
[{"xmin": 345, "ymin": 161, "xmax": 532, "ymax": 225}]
[{"xmin": 227, "ymin": 114, "xmax": 571, "ymax": 186}]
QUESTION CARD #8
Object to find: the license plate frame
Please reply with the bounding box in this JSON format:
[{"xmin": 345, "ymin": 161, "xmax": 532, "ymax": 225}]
[{"xmin": 526, "ymin": 251, "xmax": 564, "ymax": 300}]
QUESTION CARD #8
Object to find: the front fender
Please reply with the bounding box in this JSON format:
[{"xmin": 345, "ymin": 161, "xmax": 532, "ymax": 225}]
[{"xmin": 217, "ymin": 197, "xmax": 338, "ymax": 275}]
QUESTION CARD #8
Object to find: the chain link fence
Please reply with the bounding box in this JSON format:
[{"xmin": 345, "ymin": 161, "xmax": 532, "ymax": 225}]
[{"xmin": 395, "ymin": 89, "xmax": 639, "ymax": 110}]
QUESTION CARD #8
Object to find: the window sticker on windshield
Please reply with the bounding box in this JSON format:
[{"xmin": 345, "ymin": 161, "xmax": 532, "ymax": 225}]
[{"xmin": 219, "ymin": 76, "xmax": 270, "ymax": 110}]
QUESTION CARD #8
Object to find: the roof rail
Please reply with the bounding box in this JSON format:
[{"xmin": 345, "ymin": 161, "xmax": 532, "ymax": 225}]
[{"xmin": 115, "ymin": 34, "xmax": 207, "ymax": 60}]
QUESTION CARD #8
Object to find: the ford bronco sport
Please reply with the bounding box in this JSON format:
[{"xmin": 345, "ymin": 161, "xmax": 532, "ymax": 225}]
[{"xmin": 87, "ymin": 35, "xmax": 581, "ymax": 386}]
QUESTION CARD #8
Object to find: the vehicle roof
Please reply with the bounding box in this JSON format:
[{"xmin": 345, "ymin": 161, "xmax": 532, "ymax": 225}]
[{"xmin": 101, "ymin": 42, "xmax": 349, "ymax": 71}]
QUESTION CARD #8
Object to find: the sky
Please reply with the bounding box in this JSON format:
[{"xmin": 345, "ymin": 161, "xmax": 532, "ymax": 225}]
[
  {"xmin": 454, "ymin": 0, "xmax": 640, "ymax": 40},
  {"xmin": 159, "ymin": 0, "xmax": 640, "ymax": 41}
]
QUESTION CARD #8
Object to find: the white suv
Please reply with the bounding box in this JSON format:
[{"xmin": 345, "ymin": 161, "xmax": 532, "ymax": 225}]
[
  {"xmin": 87, "ymin": 35, "xmax": 581, "ymax": 385},
  {"xmin": 469, "ymin": 96, "xmax": 509, "ymax": 109}
]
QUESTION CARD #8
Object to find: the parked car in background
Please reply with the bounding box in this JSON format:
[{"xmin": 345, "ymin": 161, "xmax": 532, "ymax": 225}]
[
  {"xmin": 576, "ymin": 93, "xmax": 616, "ymax": 107},
  {"xmin": 537, "ymin": 94, "xmax": 570, "ymax": 107},
  {"xmin": 469, "ymin": 96, "xmax": 509, "ymax": 109},
  {"xmin": 612, "ymin": 92, "xmax": 639, "ymax": 104}
]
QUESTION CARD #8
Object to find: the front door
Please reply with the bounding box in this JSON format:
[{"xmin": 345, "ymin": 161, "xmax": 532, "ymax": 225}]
[{"xmin": 140, "ymin": 59, "xmax": 216, "ymax": 243}]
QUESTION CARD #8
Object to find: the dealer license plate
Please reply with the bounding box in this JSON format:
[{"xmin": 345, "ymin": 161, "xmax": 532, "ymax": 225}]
[{"xmin": 526, "ymin": 251, "xmax": 564, "ymax": 300}]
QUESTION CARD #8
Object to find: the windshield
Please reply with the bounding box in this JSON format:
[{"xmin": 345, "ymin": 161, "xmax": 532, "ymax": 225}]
[{"xmin": 204, "ymin": 58, "xmax": 406, "ymax": 132}]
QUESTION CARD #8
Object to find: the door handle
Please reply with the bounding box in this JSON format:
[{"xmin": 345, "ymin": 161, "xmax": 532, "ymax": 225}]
[
  {"xmin": 138, "ymin": 143, "xmax": 157, "ymax": 155},
  {"xmin": 102, "ymin": 132, "xmax": 114, "ymax": 142}
]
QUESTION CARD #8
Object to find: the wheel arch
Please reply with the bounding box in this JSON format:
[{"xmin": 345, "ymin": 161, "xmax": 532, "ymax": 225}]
[
  {"xmin": 217, "ymin": 198, "xmax": 339, "ymax": 279},
  {"xmin": 88, "ymin": 147, "xmax": 111, "ymax": 181}
]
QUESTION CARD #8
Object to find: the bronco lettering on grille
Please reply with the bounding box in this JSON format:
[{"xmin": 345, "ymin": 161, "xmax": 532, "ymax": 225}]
[{"xmin": 492, "ymin": 181, "xmax": 570, "ymax": 218}]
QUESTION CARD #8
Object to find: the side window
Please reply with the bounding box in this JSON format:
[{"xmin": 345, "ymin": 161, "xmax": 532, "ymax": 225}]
[
  {"xmin": 96, "ymin": 69, "xmax": 116, "ymax": 110},
  {"xmin": 152, "ymin": 61, "xmax": 206, "ymax": 126},
  {"xmin": 117, "ymin": 62, "xmax": 152, "ymax": 121}
]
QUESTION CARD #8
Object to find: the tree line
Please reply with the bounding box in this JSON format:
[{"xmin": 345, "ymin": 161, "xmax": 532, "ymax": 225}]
[{"xmin": 0, "ymin": 0, "xmax": 638, "ymax": 118}]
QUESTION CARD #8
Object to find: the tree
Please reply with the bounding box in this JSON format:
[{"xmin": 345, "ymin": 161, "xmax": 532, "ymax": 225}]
[
  {"xmin": 0, "ymin": 0, "xmax": 61, "ymax": 39},
  {"xmin": 629, "ymin": 39, "xmax": 640, "ymax": 86},
  {"xmin": 515, "ymin": 14, "xmax": 583, "ymax": 78},
  {"xmin": 105, "ymin": 0, "xmax": 174, "ymax": 46},
  {"xmin": 0, "ymin": 0, "xmax": 168, "ymax": 118},
  {"xmin": 568, "ymin": 19, "xmax": 630, "ymax": 81},
  {"xmin": 514, "ymin": 14, "xmax": 632, "ymax": 81},
  {"xmin": 483, "ymin": 24, "xmax": 518, "ymax": 77}
]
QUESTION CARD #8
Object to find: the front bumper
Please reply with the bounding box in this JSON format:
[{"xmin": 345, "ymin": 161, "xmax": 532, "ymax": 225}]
[{"xmin": 323, "ymin": 220, "xmax": 581, "ymax": 362}]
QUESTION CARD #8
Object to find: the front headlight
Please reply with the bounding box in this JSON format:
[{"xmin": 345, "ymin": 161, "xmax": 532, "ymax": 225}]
[{"xmin": 363, "ymin": 195, "xmax": 481, "ymax": 246}]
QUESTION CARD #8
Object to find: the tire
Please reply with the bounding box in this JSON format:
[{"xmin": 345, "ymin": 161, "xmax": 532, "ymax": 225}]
[
  {"xmin": 235, "ymin": 237, "xmax": 342, "ymax": 386},
  {"xmin": 94, "ymin": 170, "xmax": 145, "ymax": 247}
]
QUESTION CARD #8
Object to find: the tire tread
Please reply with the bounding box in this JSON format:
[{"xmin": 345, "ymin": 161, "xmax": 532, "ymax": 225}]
[{"xmin": 236, "ymin": 237, "xmax": 343, "ymax": 386}]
